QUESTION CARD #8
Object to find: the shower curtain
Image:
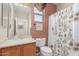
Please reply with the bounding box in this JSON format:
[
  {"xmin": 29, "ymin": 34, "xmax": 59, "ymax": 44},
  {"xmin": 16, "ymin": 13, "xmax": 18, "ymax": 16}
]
[{"xmin": 48, "ymin": 4, "xmax": 79, "ymax": 56}]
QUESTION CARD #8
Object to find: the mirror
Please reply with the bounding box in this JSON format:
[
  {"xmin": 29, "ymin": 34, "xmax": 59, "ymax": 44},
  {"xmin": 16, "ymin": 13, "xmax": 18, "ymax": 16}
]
[
  {"xmin": 0, "ymin": 3, "xmax": 31, "ymax": 40},
  {"xmin": 13, "ymin": 4, "xmax": 31, "ymax": 39}
]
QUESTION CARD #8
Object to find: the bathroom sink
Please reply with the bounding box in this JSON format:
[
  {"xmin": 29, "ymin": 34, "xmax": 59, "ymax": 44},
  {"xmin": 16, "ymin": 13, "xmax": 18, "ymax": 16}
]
[{"xmin": 0, "ymin": 38, "xmax": 36, "ymax": 48}]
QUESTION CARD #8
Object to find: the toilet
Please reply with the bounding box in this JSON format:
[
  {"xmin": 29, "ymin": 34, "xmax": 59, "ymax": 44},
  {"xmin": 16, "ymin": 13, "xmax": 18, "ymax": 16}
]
[{"xmin": 36, "ymin": 38, "xmax": 52, "ymax": 56}]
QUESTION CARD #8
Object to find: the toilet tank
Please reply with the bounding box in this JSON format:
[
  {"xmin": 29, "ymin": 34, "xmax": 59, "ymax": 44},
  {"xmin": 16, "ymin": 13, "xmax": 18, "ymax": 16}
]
[{"xmin": 36, "ymin": 38, "xmax": 46, "ymax": 47}]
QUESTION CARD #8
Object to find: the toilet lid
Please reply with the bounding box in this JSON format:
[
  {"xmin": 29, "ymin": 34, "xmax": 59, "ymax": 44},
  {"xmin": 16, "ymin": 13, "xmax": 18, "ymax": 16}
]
[{"xmin": 40, "ymin": 46, "xmax": 52, "ymax": 53}]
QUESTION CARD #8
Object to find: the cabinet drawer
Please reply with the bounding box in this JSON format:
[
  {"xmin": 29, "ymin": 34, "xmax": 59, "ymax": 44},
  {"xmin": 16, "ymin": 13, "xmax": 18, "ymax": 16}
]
[{"xmin": 1, "ymin": 46, "xmax": 21, "ymax": 56}]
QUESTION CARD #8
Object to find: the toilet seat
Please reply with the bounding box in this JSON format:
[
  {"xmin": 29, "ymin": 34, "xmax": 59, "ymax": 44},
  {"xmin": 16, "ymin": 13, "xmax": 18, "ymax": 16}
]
[
  {"xmin": 40, "ymin": 46, "xmax": 52, "ymax": 53},
  {"xmin": 36, "ymin": 38, "xmax": 52, "ymax": 55}
]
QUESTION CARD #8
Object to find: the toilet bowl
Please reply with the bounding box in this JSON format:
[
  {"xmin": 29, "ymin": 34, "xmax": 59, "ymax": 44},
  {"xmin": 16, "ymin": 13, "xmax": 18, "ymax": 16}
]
[
  {"xmin": 40, "ymin": 46, "xmax": 52, "ymax": 56},
  {"xmin": 36, "ymin": 38, "xmax": 52, "ymax": 56}
]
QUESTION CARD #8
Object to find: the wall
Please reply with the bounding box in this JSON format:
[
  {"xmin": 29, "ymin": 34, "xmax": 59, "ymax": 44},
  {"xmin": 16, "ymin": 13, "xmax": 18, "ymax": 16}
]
[
  {"xmin": 56, "ymin": 3, "xmax": 73, "ymax": 11},
  {"xmin": 23, "ymin": 3, "xmax": 57, "ymax": 40}
]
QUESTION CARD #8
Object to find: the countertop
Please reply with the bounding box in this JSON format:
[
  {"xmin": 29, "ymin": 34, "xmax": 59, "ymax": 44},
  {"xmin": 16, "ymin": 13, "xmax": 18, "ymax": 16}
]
[{"xmin": 0, "ymin": 38, "xmax": 36, "ymax": 48}]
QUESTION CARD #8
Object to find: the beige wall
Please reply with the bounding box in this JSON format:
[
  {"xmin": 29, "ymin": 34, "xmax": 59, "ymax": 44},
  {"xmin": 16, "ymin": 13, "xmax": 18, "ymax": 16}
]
[{"xmin": 56, "ymin": 3, "xmax": 73, "ymax": 11}]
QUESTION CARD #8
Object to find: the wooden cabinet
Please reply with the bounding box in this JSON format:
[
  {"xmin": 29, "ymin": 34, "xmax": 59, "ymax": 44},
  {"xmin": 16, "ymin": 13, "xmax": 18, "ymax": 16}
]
[
  {"xmin": 22, "ymin": 43, "xmax": 36, "ymax": 56},
  {"xmin": 0, "ymin": 42, "xmax": 36, "ymax": 56},
  {"xmin": 0, "ymin": 49, "xmax": 2, "ymax": 56},
  {"xmin": 1, "ymin": 46, "xmax": 21, "ymax": 56}
]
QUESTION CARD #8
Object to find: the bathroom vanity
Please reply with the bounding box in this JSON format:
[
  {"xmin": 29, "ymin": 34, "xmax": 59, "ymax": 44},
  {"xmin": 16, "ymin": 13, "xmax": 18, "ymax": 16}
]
[{"xmin": 0, "ymin": 38, "xmax": 36, "ymax": 56}]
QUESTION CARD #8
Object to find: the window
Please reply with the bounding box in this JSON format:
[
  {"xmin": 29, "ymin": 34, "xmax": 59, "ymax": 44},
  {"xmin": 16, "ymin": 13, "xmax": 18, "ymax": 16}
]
[
  {"xmin": 34, "ymin": 7, "xmax": 44, "ymax": 31},
  {"xmin": 34, "ymin": 7, "xmax": 43, "ymax": 22}
]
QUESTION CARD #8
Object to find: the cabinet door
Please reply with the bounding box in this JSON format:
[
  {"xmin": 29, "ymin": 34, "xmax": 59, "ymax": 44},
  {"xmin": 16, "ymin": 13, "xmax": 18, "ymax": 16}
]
[
  {"xmin": 1, "ymin": 46, "xmax": 21, "ymax": 56},
  {"xmin": 0, "ymin": 49, "xmax": 2, "ymax": 56},
  {"xmin": 23, "ymin": 43, "xmax": 36, "ymax": 56}
]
